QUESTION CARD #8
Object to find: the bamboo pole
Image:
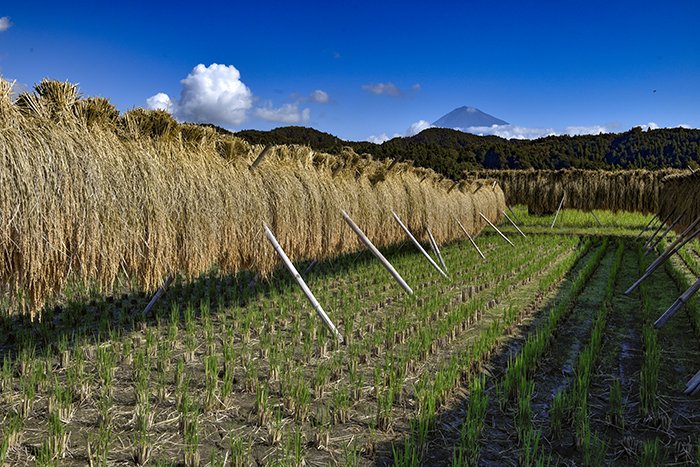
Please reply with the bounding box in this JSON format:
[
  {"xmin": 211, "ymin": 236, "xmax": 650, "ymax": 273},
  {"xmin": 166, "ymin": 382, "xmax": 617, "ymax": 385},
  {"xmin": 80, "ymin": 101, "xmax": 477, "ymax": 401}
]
[
  {"xmin": 643, "ymin": 209, "xmax": 676, "ymax": 250},
  {"xmin": 653, "ymin": 276, "xmax": 700, "ymax": 329},
  {"xmin": 507, "ymin": 205, "xmax": 522, "ymax": 225},
  {"xmin": 550, "ymin": 194, "xmax": 565, "ymax": 229},
  {"xmin": 480, "ymin": 212, "xmax": 515, "ymax": 247},
  {"xmin": 341, "ymin": 210, "xmax": 413, "ymax": 295},
  {"xmin": 645, "ymin": 218, "xmax": 700, "ymax": 273},
  {"xmin": 591, "ymin": 211, "xmax": 603, "ymax": 227},
  {"xmin": 503, "ymin": 210, "xmax": 526, "ymax": 237},
  {"xmin": 142, "ymin": 274, "xmax": 174, "ymax": 317},
  {"xmin": 456, "ymin": 219, "xmax": 485, "ymax": 260},
  {"xmin": 303, "ymin": 259, "xmax": 318, "ymax": 276},
  {"xmin": 625, "ymin": 224, "xmax": 700, "ymax": 295},
  {"xmin": 263, "ymin": 223, "xmax": 341, "ymax": 341},
  {"xmin": 249, "ymin": 145, "xmax": 273, "ymax": 172},
  {"xmin": 644, "ymin": 209, "xmax": 686, "ymax": 256},
  {"xmin": 635, "ymin": 215, "xmax": 658, "ymax": 241},
  {"xmin": 426, "ymin": 226, "xmax": 448, "ymax": 273},
  {"xmin": 392, "ymin": 211, "xmax": 448, "ymax": 278},
  {"xmin": 685, "ymin": 369, "xmax": 700, "ymax": 395}
]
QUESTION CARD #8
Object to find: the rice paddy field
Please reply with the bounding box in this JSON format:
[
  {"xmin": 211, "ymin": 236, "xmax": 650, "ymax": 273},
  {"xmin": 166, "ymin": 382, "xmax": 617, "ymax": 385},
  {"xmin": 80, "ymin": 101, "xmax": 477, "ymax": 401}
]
[{"xmin": 1, "ymin": 206, "xmax": 699, "ymax": 466}]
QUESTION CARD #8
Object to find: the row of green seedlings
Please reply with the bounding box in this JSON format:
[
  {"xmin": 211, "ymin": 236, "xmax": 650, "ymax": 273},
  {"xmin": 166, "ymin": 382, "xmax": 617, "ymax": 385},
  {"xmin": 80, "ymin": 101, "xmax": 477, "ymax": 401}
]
[
  {"xmin": 495, "ymin": 238, "xmax": 610, "ymax": 466},
  {"xmin": 0, "ymin": 236, "xmax": 550, "ymax": 464},
  {"xmin": 201, "ymin": 236, "xmax": 522, "ymax": 460},
  {"xmin": 256, "ymin": 235, "xmax": 565, "ymax": 461},
  {"xmin": 340, "ymin": 236, "xmax": 560, "ymax": 412},
  {"xmin": 652, "ymin": 239, "xmax": 700, "ymax": 466},
  {"xmin": 405, "ymin": 236, "xmax": 594, "ymax": 465},
  {"xmin": 635, "ymin": 244, "xmax": 673, "ymax": 466},
  {"xmin": 0, "ymin": 236, "xmax": 501, "ymax": 464},
  {"xmin": 119, "ymin": 237, "xmax": 517, "ymax": 463},
  {"xmin": 251, "ymin": 235, "xmax": 528, "ymax": 461},
  {"xmin": 662, "ymin": 237, "xmax": 700, "ymax": 338},
  {"xmin": 381, "ymin": 236, "xmax": 579, "ymax": 443},
  {"xmin": 548, "ymin": 239, "xmax": 624, "ymax": 466},
  {"xmin": 391, "ymin": 237, "xmax": 594, "ymax": 465}
]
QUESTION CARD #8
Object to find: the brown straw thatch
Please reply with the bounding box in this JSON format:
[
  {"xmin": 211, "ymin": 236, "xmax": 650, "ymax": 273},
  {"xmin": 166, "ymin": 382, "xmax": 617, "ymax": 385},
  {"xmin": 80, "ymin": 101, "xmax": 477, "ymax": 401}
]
[
  {"xmin": 468, "ymin": 169, "xmax": 682, "ymax": 215},
  {"xmin": 657, "ymin": 171, "xmax": 700, "ymax": 233},
  {"xmin": 0, "ymin": 79, "xmax": 505, "ymax": 318}
]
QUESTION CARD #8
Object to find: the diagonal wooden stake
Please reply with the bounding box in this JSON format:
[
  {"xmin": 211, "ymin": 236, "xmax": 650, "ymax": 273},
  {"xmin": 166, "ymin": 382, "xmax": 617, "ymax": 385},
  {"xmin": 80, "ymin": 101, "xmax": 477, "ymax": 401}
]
[
  {"xmin": 653, "ymin": 276, "xmax": 700, "ymax": 329},
  {"xmin": 685, "ymin": 369, "xmax": 700, "ymax": 395},
  {"xmin": 645, "ymin": 209, "xmax": 686, "ymax": 256},
  {"xmin": 456, "ymin": 219, "xmax": 485, "ymax": 260},
  {"xmin": 480, "ymin": 212, "xmax": 515, "ymax": 247},
  {"xmin": 635, "ymin": 215, "xmax": 658, "ymax": 241},
  {"xmin": 625, "ymin": 224, "xmax": 700, "ymax": 296},
  {"xmin": 507, "ymin": 205, "xmax": 522, "ymax": 225},
  {"xmin": 426, "ymin": 226, "xmax": 448, "ymax": 273},
  {"xmin": 591, "ymin": 211, "xmax": 603, "ymax": 227},
  {"xmin": 342, "ymin": 210, "xmax": 413, "ymax": 295},
  {"xmin": 263, "ymin": 223, "xmax": 341, "ymax": 341},
  {"xmin": 392, "ymin": 211, "xmax": 448, "ymax": 278},
  {"xmin": 249, "ymin": 145, "xmax": 273, "ymax": 172},
  {"xmin": 551, "ymin": 194, "xmax": 565, "ymax": 229},
  {"xmin": 143, "ymin": 275, "xmax": 174, "ymax": 317},
  {"xmin": 645, "ymin": 218, "xmax": 700, "ymax": 273},
  {"xmin": 502, "ymin": 210, "xmax": 526, "ymax": 237},
  {"xmin": 643, "ymin": 209, "xmax": 676, "ymax": 250}
]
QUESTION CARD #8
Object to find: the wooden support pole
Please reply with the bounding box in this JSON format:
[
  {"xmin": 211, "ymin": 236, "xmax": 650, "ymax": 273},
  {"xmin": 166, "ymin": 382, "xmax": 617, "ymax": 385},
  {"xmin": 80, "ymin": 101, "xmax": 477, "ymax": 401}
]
[
  {"xmin": 626, "ymin": 224, "xmax": 700, "ymax": 295},
  {"xmin": 341, "ymin": 210, "xmax": 413, "ymax": 295},
  {"xmin": 456, "ymin": 219, "xmax": 485, "ymax": 260},
  {"xmin": 263, "ymin": 223, "xmax": 341, "ymax": 341},
  {"xmin": 303, "ymin": 259, "xmax": 318, "ymax": 276},
  {"xmin": 392, "ymin": 211, "xmax": 448, "ymax": 278},
  {"xmin": 645, "ymin": 209, "xmax": 686, "ymax": 256},
  {"xmin": 635, "ymin": 215, "xmax": 658, "ymax": 241},
  {"xmin": 426, "ymin": 226, "xmax": 448, "ymax": 273},
  {"xmin": 654, "ymin": 276, "xmax": 700, "ymax": 329},
  {"xmin": 502, "ymin": 210, "xmax": 526, "ymax": 237},
  {"xmin": 550, "ymin": 194, "xmax": 565, "ymax": 229},
  {"xmin": 507, "ymin": 205, "xmax": 522, "ymax": 225},
  {"xmin": 480, "ymin": 212, "xmax": 515, "ymax": 247},
  {"xmin": 685, "ymin": 369, "xmax": 700, "ymax": 395},
  {"xmin": 645, "ymin": 217, "xmax": 700, "ymax": 273},
  {"xmin": 643, "ymin": 209, "xmax": 676, "ymax": 250},
  {"xmin": 249, "ymin": 145, "xmax": 273, "ymax": 172},
  {"xmin": 143, "ymin": 275, "xmax": 174, "ymax": 317},
  {"xmin": 591, "ymin": 211, "xmax": 603, "ymax": 227}
]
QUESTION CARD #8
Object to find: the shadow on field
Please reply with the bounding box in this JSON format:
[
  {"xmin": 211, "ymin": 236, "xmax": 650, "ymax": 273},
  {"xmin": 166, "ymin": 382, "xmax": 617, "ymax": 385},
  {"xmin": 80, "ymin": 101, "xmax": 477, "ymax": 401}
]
[{"xmin": 0, "ymin": 239, "xmax": 433, "ymax": 364}]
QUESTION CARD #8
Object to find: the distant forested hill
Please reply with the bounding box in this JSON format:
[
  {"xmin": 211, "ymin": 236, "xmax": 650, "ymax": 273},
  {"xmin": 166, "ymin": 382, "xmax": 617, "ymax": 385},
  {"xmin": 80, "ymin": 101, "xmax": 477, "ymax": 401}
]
[{"xmin": 232, "ymin": 125, "xmax": 700, "ymax": 179}]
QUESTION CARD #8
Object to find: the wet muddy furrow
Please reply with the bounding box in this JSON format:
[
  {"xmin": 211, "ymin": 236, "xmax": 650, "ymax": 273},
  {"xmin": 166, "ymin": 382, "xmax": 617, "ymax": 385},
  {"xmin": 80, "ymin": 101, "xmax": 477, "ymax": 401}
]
[{"xmin": 476, "ymin": 242, "xmax": 616, "ymax": 466}]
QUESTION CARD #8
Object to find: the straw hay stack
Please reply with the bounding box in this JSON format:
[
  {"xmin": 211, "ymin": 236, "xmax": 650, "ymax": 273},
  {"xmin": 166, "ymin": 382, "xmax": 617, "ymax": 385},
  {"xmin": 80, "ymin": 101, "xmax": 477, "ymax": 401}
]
[
  {"xmin": 468, "ymin": 169, "xmax": 681, "ymax": 215},
  {"xmin": 657, "ymin": 171, "xmax": 700, "ymax": 233},
  {"xmin": 0, "ymin": 79, "xmax": 505, "ymax": 318}
]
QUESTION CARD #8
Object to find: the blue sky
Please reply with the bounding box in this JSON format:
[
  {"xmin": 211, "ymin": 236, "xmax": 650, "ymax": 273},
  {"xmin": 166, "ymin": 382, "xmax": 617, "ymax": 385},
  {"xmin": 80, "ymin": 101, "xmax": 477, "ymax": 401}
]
[{"xmin": 1, "ymin": 1, "xmax": 699, "ymax": 141}]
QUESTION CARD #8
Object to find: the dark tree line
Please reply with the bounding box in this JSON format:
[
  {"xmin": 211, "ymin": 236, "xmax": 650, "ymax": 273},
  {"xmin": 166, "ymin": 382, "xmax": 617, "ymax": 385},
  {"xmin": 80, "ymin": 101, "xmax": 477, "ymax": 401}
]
[{"xmin": 231, "ymin": 125, "xmax": 700, "ymax": 179}]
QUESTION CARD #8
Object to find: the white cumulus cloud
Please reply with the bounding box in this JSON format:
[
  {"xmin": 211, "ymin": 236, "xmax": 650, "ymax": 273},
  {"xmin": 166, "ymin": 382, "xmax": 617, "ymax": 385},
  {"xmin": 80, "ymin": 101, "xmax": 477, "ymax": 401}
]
[
  {"xmin": 0, "ymin": 17, "xmax": 11, "ymax": 32},
  {"xmin": 255, "ymin": 103, "xmax": 310, "ymax": 124},
  {"xmin": 639, "ymin": 122, "xmax": 659, "ymax": 131},
  {"xmin": 407, "ymin": 119, "xmax": 433, "ymax": 136},
  {"xmin": 564, "ymin": 125, "xmax": 608, "ymax": 136},
  {"xmin": 367, "ymin": 132, "xmax": 402, "ymax": 144},
  {"xmin": 147, "ymin": 63, "xmax": 253, "ymax": 127},
  {"xmin": 362, "ymin": 82, "xmax": 402, "ymax": 96},
  {"xmin": 460, "ymin": 124, "xmax": 557, "ymax": 140},
  {"xmin": 146, "ymin": 92, "xmax": 174, "ymax": 112},
  {"xmin": 309, "ymin": 90, "xmax": 329, "ymax": 104}
]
